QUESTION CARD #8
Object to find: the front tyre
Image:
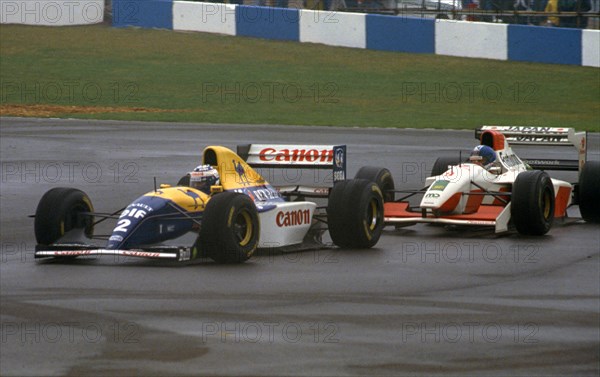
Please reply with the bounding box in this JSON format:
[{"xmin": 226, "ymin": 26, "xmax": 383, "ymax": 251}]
[
  {"xmin": 34, "ymin": 187, "xmax": 94, "ymax": 245},
  {"xmin": 198, "ymin": 192, "xmax": 259, "ymax": 264},
  {"xmin": 511, "ymin": 171, "xmax": 555, "ymax": 235},
  {"xmin": 327, "ymin": 179, "xmax": 384, "ymax": 249},
  {"xmin": 431, "ymin": 157, "xmax": 462, "ymax": 177},
  {"xmin": 578, "ymin": 161, "xmax": 600, "ymax": 223},
  {"xmin": 354, "ymin": 166, "xmax": 395, "ymax": 202}
]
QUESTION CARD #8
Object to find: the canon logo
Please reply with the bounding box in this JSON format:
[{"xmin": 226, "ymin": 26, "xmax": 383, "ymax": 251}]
[
  {"xmin": 276, "ymin": 209, "xmax": 311, "ymax": 227},
  {"xmin": 259, "ymin": 148, "xmax": 333, "ymax": 163}
]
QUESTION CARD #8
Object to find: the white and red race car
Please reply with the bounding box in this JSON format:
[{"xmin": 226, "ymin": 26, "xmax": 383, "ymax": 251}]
[{"xmin": 383, "ymin": 126, "xmax": 599, "ymax": 235}]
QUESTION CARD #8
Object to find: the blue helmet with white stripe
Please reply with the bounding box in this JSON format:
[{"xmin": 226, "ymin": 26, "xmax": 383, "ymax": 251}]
[{"xmin": 470, "ymin": 145, "xmax": 496, "ymax": 166}]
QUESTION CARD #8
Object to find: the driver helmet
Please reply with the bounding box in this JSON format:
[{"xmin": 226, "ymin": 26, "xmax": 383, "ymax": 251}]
[
  {"xmin": 189, "ymin": 165, "xmax": 220, "ymax": 194},
  {"xmin": 469, "ymin": 145, "xmax": 496, "ymax": 166}
]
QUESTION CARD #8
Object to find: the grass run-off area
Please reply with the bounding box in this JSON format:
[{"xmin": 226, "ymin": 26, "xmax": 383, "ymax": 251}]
[{"xmin": 1, "ymin": 24, "xmax": 598, "ymax": 131}]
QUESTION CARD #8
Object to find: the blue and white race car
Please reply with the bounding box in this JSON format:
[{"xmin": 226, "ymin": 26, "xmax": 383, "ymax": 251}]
[{"xmin": 34, "ymin": 144, "xmax": 387, "ymax": 263}]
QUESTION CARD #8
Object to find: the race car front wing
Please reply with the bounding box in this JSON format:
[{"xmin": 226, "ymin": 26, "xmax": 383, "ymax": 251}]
[
  {"xmin": 35, "ymin": 244, "xmax": 193, "ymax": 261},
  {"xmin": 384, "ymin": 202, "xmax": 512, "ymax": 233}
]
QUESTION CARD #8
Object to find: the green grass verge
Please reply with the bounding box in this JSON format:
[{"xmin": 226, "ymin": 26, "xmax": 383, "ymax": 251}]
[{"xmin": 1, "ymin": 24, "xmax": 598, "ymax": 130}]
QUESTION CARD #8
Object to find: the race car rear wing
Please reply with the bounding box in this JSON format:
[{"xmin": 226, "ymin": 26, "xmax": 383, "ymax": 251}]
[
  {"xmin": 475, "ymin": 126, "xmax": 587, "ymax": 172},
  {"xmin": 237, "ymin": 144, "xmax": 347, "ymax": 183}
]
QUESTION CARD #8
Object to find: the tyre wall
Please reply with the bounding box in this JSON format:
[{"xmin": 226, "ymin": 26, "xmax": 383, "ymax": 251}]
[{"xmin": 109, "ymin": 0, "xmax": 599, "ymax": 67}]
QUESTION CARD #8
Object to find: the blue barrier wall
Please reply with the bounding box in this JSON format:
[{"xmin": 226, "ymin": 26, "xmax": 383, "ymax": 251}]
[
  {"xmin": 508, "ymin": 25, "xmax": 582, "ymax": 65},
  {"xmin": 113, "ymin": 0, "xmax": 173, "ymax": 29},
  {"xmin": 112, "ymin": 1, "xmax": 599, "ymax": 67},
  {"xmin": 236, "ymin": 6, "xmax": 299, "ymax": 41},
  {"xmin": 366, "ymin": 15, "xmax": 435, "ymax": 54}
]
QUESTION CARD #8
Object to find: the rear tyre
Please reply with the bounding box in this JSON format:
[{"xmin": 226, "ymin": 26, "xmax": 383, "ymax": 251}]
[
  {"xmin": 579, "ymin": 161, "xmax": 600, "ymax": 223},
  {"xmin": 34, "ymin": 188, "xmax": 94, "ymax": 245},
  {"xmin": 431, "ymin": 157, "xmax": 461, "ymax": 177},
  {"xmin": 511, "ymin": 171, "xmax": 555, "ymax": 235},
  {"xmin": 354, "ymin": 166, "xmax": 395, "ymax": 202},
  {"xmin": 327, "ymin": 179, "xmax": 384, "ymax": 249},
  {"xmin": 198, "ymin": 192, "xmax": 259, "ymax": 263}
]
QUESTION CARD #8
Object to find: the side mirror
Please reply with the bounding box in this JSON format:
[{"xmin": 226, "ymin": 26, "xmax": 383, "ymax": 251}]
[
  {"xmin": 210, "ymin": 185, "xmax": 224, "ymax": 194},
  {"xmin": 160, "ymin": 184, "xmax": 172, "ymax": 188}
]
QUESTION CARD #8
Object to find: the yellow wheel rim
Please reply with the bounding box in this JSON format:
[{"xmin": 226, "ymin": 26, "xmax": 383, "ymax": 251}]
[
  {"xmin": 542, "ymin": 190, "xmax": 552, "ymax": 220},
  {"xmin": 234, "ymin": 210, "xmax": 253, "ymax": 247}
]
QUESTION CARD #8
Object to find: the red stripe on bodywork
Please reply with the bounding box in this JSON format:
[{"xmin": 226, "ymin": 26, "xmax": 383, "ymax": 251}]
[
  {"xmin": 554, "ymin": 186, "xmax": 571, "ymax": 217},
  {"xmin": 439, "ymin": 193, "xmax": 461, "ymax": 212},
  {"xmin": 492, "ymin": 186, "xmax": 511, "ymax": 206},
  {"xmin": 464, "ymin": 189, "xmax": 484, "ymax": 214}
]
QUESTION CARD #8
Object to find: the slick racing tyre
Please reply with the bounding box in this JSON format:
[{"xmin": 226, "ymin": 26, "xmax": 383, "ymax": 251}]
[
  {"xmin": 327, "ymin": 179, "xmax": 384, "ymax": 249},
  {"xmin": 431, "ymin": 157, "xmax": 461, "ymax": 177},
  {"xmin": 199, "ymin": 192, "xmax": 259, "ymax": 264},
  {"xmin": 34, "ymin": 187, "xmax": 95, "ymax": 245},
  {"xmin": 355, "ymin": 166, "xmax": 395, "ymax": 202},
  {"xmin": 578, "ymin": 160, "xmax": 600, "ymax": 223},
  {"xmin": 511, "ymin": 171, "xmax": 555, "ymax": 235}
]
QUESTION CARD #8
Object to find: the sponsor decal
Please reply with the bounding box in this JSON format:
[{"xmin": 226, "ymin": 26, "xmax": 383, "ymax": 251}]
[
  {"xmin": 114, "ymin": 202, "xmax": 156, "ymax": 234},
  {"xmin": 233, "ymin": 160, "xmax": 251, "ymax": 185},
  {"xmin": 120, "ymin": 207, "xmax": 148, "ymax": 219},
  {"xmin": 333, "ymin": 170, "xmax": 345, "ymax": 182},
  {"xmin": 425, "ymin": 193, "xmax": 440, "ymax": 198},
  {"xmin": 500, "ymin": 153, "xmax": 522, "ymax": 168},
  {"xmin": 483, "ymin": 126, "xmax": 569, "ymax": 143},
  {"xmin": 124, "ymin": 202, "xmax": 154, "ymax": 213},
  {"xmin": 334, "ymin": 148, "xmax": 344, "ymax": 169},
  {"xmin": 332, "ymin": 145, "xmax": 346, "ymax": 182},
  {"xmin": 259, "ymin": 147, "xmax": 333, "ymax": 163},
  {"xmin": 54, "ymin": 250, "xmax": 92, "ymax": 256},
  {"xmin": 522, "ymin": 159, "xmax": 561, "ymax": 166},
  {"xmin": 276, "ymin": 209, "xmax": 311, "ymax": 227},
  {"xmin": 512, "ymin": 135, "xmax": 564, "ymax": 143},
  {"xmin": 177, "ymin": 188, "xmax": 203, "ymax": 210},
  {"xmin": 486, "ymin": 126, "xmax": 565, "ymax": 134},
  {"xmin": 506, "ymin": 126, "xmax": 556, "ymax": 133},
  {"xmin": 237, "ymin": 186, "xmax": 280, "ymax": 202},
  {"xmin": 121, "ymin": 251, "xmax": 161, "ymax": 258},
  {"xmin": 109, "ymin": 235, "xmax": 124, "ymax": 242},
  {"xmin": 430, "ymin": 180, "xmax": 450, "ymax": 191}
]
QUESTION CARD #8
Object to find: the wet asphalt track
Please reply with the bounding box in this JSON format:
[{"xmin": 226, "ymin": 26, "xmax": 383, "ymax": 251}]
[{"xmin": 1, "ymin": 117, "xmax": 599, "ymax": 376}]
